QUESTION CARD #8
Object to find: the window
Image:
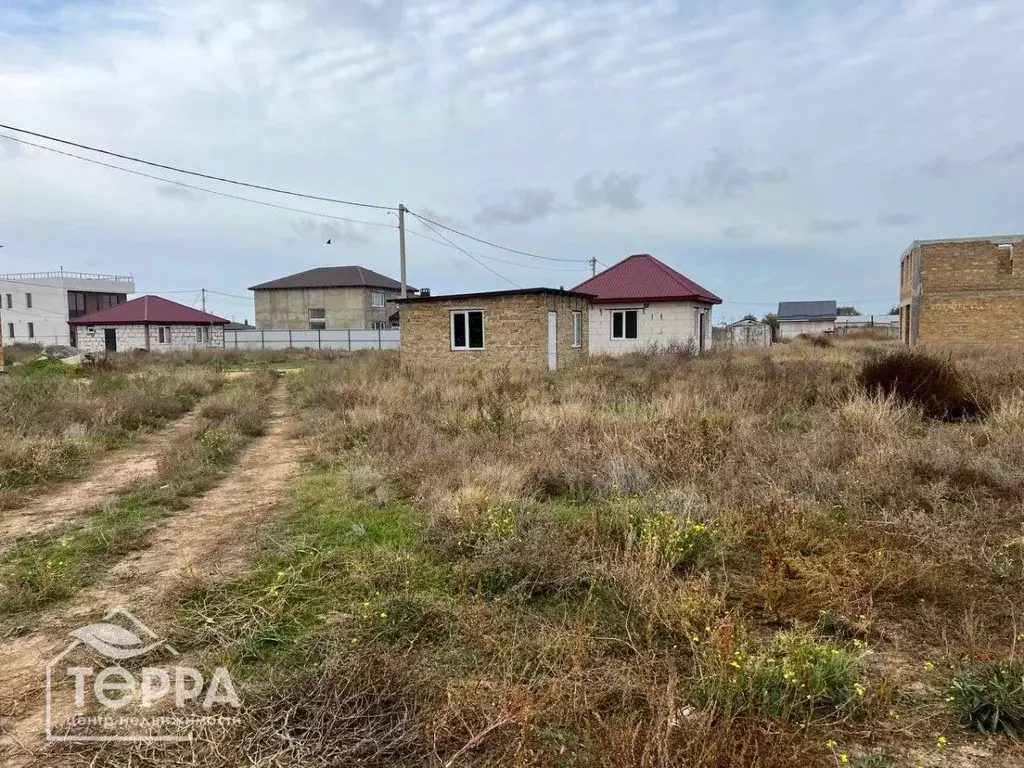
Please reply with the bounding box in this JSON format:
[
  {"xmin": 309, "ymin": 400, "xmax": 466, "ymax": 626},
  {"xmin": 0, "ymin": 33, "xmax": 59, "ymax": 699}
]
[
  {"xmin": 4, "ymin": 294, "xmax": 10, "ymax": 309},
  {"xmin": 371, "ymin": 321, "xmax": 387, "ymax": 330},
  {"xmin": 308, "ymin": 308, "xmax": 326, "ymax": 320},
  {"xmin": 451, "ymin": 310, "xmax": 484, "ymax": 350},
  {"xmin": 572, "ymin": 311, "xmax": 582, "ymax": 348},
  {"xmin": 611, "ymin": 309, "xmax": 638, "ymax": 340},
  {"xmin": 158, "ymin": 326, "xmax": 171, "ymax": 344},
  {"xmin": 6, "ymin": 323, "xmax": 13, "ymax": 339},
  {"xmin": 309, "ymin": 321, "xmax": 326, "ymax": 331},
  {"xmin": 196, "ymin": 326, "xmax": 211, "ymax": 343},
  {"xmin": 371, "ymin": 292, "xmax": 385, "ymax": 308},
  {"xmin": 27, "ymin": 322, "xmax": 34, "ymax": 339},
  {"xmin": 25, "ymin": 292, "xmax": 32, "ymax": 309}
]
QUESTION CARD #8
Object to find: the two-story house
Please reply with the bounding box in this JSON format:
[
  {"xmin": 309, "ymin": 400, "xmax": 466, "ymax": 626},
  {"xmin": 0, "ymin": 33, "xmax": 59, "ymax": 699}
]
[
  {"xmin": 0, "ymin": 270, "xmax": 136, "ymax": 348},
  {"xmin": 248, "ymin": 266, "xmax": 414, "ymax": 330}
]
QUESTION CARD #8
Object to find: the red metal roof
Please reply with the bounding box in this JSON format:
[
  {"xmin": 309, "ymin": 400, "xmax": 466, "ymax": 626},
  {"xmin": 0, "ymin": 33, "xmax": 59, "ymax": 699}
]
[
  {"xmin": 573, "ymin": 254, "xmax": 722, "ymax": 305},
  {"xmin": 69, "ymin": 295, "xmax": 229, "ymax": 325}
]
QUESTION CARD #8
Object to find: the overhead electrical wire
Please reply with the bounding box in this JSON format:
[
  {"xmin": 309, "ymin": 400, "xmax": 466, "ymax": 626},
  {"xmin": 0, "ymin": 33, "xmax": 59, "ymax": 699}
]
[
  {"xmin": 410, "ymin": 225, "xmax": 588, "ymax": 273},
  {"xmin": 414, "ymin": 217, "xmax": 522, "ymax": 289},
  {"xmin": 0, "ymin": 122, "xmax": 394, "ymax": 211}
]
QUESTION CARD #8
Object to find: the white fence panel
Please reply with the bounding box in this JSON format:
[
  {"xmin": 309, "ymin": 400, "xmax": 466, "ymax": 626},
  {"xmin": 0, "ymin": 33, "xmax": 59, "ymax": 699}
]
[{"xmin": 224, "ymin": 329, "xmax": 400, "ymax": 351}]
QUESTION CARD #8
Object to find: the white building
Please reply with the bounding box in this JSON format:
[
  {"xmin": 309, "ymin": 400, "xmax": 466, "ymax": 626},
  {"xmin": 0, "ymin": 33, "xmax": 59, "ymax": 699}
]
[
  {"xmin": 69, "ymin": 295, "xmax": 228, "ymax": 354},
  {"xmin": 573, "ymin": 253, "xmax": 722, "ymax": 354},
  {"xmin": 722, "ymin": 318, "xmax": 773, "ymax": 347},
  {"xmin": 776, "ymin": 301, "xmax": 838, "ymax": 340},
  {"xmin": 0, "ymin": 270, "xmax": 135, "ymax": 348}
]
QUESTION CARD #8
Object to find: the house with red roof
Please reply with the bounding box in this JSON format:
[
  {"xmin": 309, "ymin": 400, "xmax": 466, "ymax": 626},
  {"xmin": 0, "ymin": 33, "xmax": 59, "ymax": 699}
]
[
  {"xmin": 69, "ymin": 295, "xmax": 229, "ymax": 354},
  {"xmin": 573, "ymin": 254, "xmax": 722, "ymax": 354}
]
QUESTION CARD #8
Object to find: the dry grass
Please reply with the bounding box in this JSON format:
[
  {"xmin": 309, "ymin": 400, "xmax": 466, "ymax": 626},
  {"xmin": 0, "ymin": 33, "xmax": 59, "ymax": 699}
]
[
  {"xmin": 58, "ymin": 341, "xmax": 1024, "ymax": 767},
  {"xmin": 0, "ymin": 364, "xmax": 224, "ymax": 505}
]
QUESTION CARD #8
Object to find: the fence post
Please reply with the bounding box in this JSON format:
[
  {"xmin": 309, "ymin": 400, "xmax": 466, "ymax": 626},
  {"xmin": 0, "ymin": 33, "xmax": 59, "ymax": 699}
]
[
  {"xmin": 234, "ymin": 331, "xmax": 238, "ymax": 349},
  {"xmin": 261, "ymin": 329, "xmax": 265, "ymax": 350},
  {"xmin": 378, "ymin": 328, "xmax": 382, "ymax": 349},
  {"xmin": 288, "ymin": 329, "xmax": 293, "ymax": 349},
  {"xmin": 318, "ymin": 329, "xmax": 322, "ymax": 350},
  {"xmin": 348, "ymin": 329, "xmax": 351, "ymax": 352}
]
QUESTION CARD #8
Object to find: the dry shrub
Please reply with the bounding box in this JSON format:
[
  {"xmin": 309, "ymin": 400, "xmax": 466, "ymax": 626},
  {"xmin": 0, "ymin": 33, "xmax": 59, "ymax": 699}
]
[{"xmin": 858, "ymin": 349, "xmax": 985, "ymax": 421}]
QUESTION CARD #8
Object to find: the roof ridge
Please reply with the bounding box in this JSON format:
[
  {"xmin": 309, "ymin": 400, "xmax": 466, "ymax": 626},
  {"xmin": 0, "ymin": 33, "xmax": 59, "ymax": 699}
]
[{"xmin": 641, "ymin": 254, "xmax": 693, "ymax": 290}]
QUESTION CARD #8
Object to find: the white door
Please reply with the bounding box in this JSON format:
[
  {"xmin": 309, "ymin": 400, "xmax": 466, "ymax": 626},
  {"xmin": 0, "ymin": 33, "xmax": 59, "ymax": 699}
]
[{"xmin": 547, "ymin": 311, "xmax": 557, "ymax": 370}]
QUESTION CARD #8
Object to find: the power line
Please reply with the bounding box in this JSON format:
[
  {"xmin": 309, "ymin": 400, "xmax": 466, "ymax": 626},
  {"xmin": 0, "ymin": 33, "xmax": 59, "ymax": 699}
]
[
  {"xmin": 0, "ymin": 135, "xmax": 399, "ymax": 232},
  {"xmin": 415, "ymin": 218, "xmax": 521, "ymax": 289},
  {"xmin": 406, "ymin": 210, "xmax": 589, "ymax": 264},
  {"xmin": 0, "ymin": 123, "xmax": 394, "ymax": 211},
  {"xmin": 409, "ymin": 224, "xmax": 588, "ymax": 274}
]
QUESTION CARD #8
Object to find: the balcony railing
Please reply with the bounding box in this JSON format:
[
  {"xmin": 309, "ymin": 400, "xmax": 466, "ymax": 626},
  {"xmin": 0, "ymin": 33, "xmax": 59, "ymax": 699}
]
[{"xmin": 0, "ymin": 270, "xmax": 134, "ymax": 283}]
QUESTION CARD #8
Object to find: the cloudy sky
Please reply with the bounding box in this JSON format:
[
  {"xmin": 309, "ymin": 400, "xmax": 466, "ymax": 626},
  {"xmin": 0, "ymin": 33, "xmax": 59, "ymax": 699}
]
[{"xmin": 2, "ymin": 0, "xmax": 1023, "ymax": 322}]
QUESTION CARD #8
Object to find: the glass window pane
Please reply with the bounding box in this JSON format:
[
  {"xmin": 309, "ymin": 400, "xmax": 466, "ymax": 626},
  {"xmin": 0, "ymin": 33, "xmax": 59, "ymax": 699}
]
[
  {"xmin": 453, "ymin": 313, "xmax": 466, "ymax": 347},
  {"xmin": 625, "ymin": 310, "xmax": 638, "ymax": 339},
  {"xmin": 468, "ymin": 311, "xmax": 483, "ymax": 348},
  {"xmin": 612, "ymin": 312, "xmax": 623, "ymax": 338}
]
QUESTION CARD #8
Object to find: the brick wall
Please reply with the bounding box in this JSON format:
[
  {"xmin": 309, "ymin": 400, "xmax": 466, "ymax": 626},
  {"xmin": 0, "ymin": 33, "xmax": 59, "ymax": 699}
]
[
  {"xmin": 910, "ymin": 238, "xmax": 1024, "ymax": 347},
  {"xmin": 76, "ymin": 323, "xmax": 225, "ymax": 353},
  {"xmin": 588, "ymin": 301, "xmax": 714, "ymax": 354},
  {"xmin": 399, "ymin": 293, "xmax": 590, "ymax": 371}
]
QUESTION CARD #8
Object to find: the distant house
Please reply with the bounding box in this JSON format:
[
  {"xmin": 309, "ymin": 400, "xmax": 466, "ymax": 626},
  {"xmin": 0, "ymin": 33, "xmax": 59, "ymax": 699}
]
[
  {"xmin": 395, "ymin": 288, "xmax": 592, "ymax": 372},
  {"xmin": 573, "ymin": 254, "xmax": 722, "ymax": 354},
  {"xmin": 899, "ymin": 235, "xmax": 1024, "ymax": 346},
  {"xmin": 248, "ymin": 266, "xmax": 414, "ymax": 331},
  {"xmin": 0, "ymin": 270, "xmax": 135, "ymax": 348},
  {"xmin": 722, "ymin": 318, "xmax": 772, "ymax": 347},
  {"xmin": 776, "ymin": 301, "xmax": 838, "ymax": 340},
  {"xmin": 69, "ymin": 295, "xmax": 228, "ymax": 353},
  {"xmin": 224, "ymin": 321, "xmax": 256, "ymax": 331}
]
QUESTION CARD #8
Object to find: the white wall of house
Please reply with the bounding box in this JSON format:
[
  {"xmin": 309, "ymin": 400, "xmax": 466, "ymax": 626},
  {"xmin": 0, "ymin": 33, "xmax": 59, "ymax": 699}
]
[
  {"xmin": 75, "ymin": 324, "xmax": 225, "ymax": 353},
  {"xmin": 777, "ymin": 319, "xmax": 835, "ymax": 340},
  {"xmin": 1, "ymin": 274, "xmax": 135, "ymax": 347},
  {"xmin": 588, "ymin": 301, "xmax": 714, "ymax": 355}
]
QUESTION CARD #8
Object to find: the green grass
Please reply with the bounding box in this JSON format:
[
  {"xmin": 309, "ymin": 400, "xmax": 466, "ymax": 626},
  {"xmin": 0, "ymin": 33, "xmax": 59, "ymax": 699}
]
[{"xmin": 0, "ymin": 372, "xmax": 277, "ymax": 615}]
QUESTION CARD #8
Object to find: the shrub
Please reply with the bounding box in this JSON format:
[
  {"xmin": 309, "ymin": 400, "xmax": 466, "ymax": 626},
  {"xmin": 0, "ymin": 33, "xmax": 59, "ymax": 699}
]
[
  {"xmin": 949, "ymin": 661, "xmax": 1024, "ymax": 739},
  {"xmin": 857, "ymin": 349, "xmax": 985, "ymax": 421}
]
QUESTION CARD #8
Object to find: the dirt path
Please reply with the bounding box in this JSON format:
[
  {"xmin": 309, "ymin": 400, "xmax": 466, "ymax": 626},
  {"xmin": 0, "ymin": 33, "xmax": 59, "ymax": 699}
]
[
  {"xmin": 0, "ymin": 409, "xmax": 206, "ymax": 547},
  {"xmin": 0, "ymin": 384, "xmax": 302, "ymax": 766}
]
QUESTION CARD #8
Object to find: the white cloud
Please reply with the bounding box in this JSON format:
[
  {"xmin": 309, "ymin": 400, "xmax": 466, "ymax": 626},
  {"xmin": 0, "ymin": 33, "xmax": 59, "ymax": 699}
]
[{"xmin": 2, "ymin": 0, "xmax": 1024, "ymax": 319}]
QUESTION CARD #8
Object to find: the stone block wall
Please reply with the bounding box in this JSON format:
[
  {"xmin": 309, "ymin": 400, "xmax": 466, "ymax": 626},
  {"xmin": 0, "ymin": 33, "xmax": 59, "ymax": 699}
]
[
  {"xmin": 399, "ymin": 292, "xmax": 590, "ymax": 372},
  {"xmin": 254, "ymin": 287, "xmax": 400, "ymax": 330},
  {"xmin": 75, "ymin": 324, "xmax": 225, "ymax": 353}
]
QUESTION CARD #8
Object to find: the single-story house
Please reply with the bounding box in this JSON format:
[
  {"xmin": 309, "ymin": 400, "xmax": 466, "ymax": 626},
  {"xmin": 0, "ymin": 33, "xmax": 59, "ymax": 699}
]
[
  {"xmin": 394, "ymin": 288, "xmax": 592, "ymax": 372},
  {"xmin": 721, "ymin": 318, "xmax": 772, "ymax": 347},
  {"xmin": 69, "ymin": 295, "xmax": 228, "ymax": 353},
  {"xmin": 224, "ymin": 320, "xmax": 256, "ymax": 331},
  {"xmin": 573, "ymin": 254, "xmax": 722, "ymax": 354},
  {"xmin": 776, "ymin": 301, "xmax": 837, "ymax": 340}
]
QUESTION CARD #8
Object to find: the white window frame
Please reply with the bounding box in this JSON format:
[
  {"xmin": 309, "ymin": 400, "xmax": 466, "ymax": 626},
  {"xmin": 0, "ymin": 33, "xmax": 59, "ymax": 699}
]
[
  {"xmin": 158, "ymin": 326, "xmax": 172, "ymax": 344},
  {"xmin": 611, "ymin": 309, "xmax": 639, "ymax": 340},
  {"xmin": 25, "ymin": 292, "xmax": 32, "ymax": 309},
  {"xmin": 4, "ymin": 294, "xmax": 11, "ymax": 309},
  {"xmin": 27, "ymin": 322, "xmax": 34, "ymax": 339},
  {"xmin": 195, "ymin": 325, "xmax": 211, "ymax": 343},
  {"xmin": 309, "ymin": 321, "xmax": 326, "ymax": 331},
  {"xmin": 572, "ymin": 311, "xmax": 582, "ymax": 348},
  {"xmin": 371, "ymin": 292, "xmax": 386, "ymax": 308},
  {"xmin": 450, "ymin": 309, "xmax": 485, "ymax": 351},
  {"xmin": 6, "ymin": 322, "xmax": 13, "ymax": 339},
  {"xmin": 308, "ymin": 308, "xmax": 326, "ymax": 320}
]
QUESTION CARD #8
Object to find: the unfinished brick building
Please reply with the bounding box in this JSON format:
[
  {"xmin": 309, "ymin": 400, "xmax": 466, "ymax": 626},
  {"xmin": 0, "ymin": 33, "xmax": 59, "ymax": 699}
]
[{"xmin": 899, "ymin": 235, "xmax": 1024, "ymax": 347}]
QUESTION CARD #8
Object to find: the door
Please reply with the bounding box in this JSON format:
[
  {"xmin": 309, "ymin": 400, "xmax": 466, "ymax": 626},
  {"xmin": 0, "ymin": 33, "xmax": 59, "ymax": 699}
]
[
  {"xmin": 104, "ymin": 328, "xmax": 117, "ymax": 351},
  {"xmin": 698, "ymin": 313, "xmax": 706, "ymax": 353},
  {"xmin": 547, "ymin": 311, "xmax": 557, "ymax": 371}
]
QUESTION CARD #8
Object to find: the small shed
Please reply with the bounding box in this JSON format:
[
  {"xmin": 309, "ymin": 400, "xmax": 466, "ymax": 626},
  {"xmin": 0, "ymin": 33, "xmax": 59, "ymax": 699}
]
[
  {"xmin": 722, "ymin": 318, "xmax": 772, "ymax": 347},
  {"xmin": 394, "ymin": 288, "xmax": 592, "ymax": 372},
  {"xmin": 776, "ymin": 300, "xmax": 837, "ymax": 340},
  {"xmin": 69, "ymin": 295, "xmax": 228, "ymax": 353}
]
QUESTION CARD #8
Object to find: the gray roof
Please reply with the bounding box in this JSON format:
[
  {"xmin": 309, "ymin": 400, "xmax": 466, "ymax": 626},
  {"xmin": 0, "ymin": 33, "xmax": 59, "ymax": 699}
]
[
  {"xmin": 777, "ymin": 300, "xmax": 837, "ymax": 321},
  {"xmin": 248, "ymin": 266, "xmax": 412, "ymax": 292},
  {"xmin": 224, "ymin": 321, "xmax": 255, "ymax": 330}
]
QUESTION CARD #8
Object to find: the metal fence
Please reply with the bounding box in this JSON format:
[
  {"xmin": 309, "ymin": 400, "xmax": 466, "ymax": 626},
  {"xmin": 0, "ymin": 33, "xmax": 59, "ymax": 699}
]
[{"xmin": 223, "ymin": 329, "xmax": 400, "ymax": 351}]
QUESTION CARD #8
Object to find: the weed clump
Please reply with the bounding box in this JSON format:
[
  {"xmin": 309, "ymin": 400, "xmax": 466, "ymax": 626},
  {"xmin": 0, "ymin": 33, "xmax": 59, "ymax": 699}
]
[
  {"xmin": 857, "ymin": 349, "xmax": 985, "ymax": 421},
  {"xmin": 950, "ymin": 661, "xmax": 1024, "ymax": 739}
]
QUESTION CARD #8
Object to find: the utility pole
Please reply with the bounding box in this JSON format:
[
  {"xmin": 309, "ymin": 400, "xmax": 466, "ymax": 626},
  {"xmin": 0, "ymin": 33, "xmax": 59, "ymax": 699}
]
[
  {"xmin": 398, "ymin": 204, "xmax": 408, "ymax": 298},
  {"xmin": 201, "ymin": 288, "xmax": 207, "ymax": 312},
  {"xmin": 590, "ymin": 257, "xmax": 596, "ymax": 277}
]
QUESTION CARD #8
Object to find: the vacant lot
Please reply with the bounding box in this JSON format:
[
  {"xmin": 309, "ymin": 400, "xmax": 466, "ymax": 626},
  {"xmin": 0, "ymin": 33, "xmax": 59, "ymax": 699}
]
[{"xmin": 3, "ymin": 341, "xmax": 1024, "ymax": 767}]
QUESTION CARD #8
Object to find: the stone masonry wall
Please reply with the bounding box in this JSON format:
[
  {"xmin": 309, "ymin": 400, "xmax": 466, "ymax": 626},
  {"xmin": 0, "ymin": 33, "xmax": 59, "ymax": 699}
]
[
  {"xmin": 400, "ymin": 293, "xmax": 590, "ymax": 372},
  {"xmin": 76, "ymin": 324, "xmax": 225, "ymax": 353},
  {"xmin": 916, "ymin": 239, "xmax": 1024, "ymax": 347}
]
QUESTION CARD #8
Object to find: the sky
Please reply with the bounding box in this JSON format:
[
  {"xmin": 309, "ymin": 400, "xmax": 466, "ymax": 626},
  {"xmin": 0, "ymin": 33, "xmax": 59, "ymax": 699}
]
[{"xmin": 2, "ymin": 0, "xmax": 1024, "ymax": 322}]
